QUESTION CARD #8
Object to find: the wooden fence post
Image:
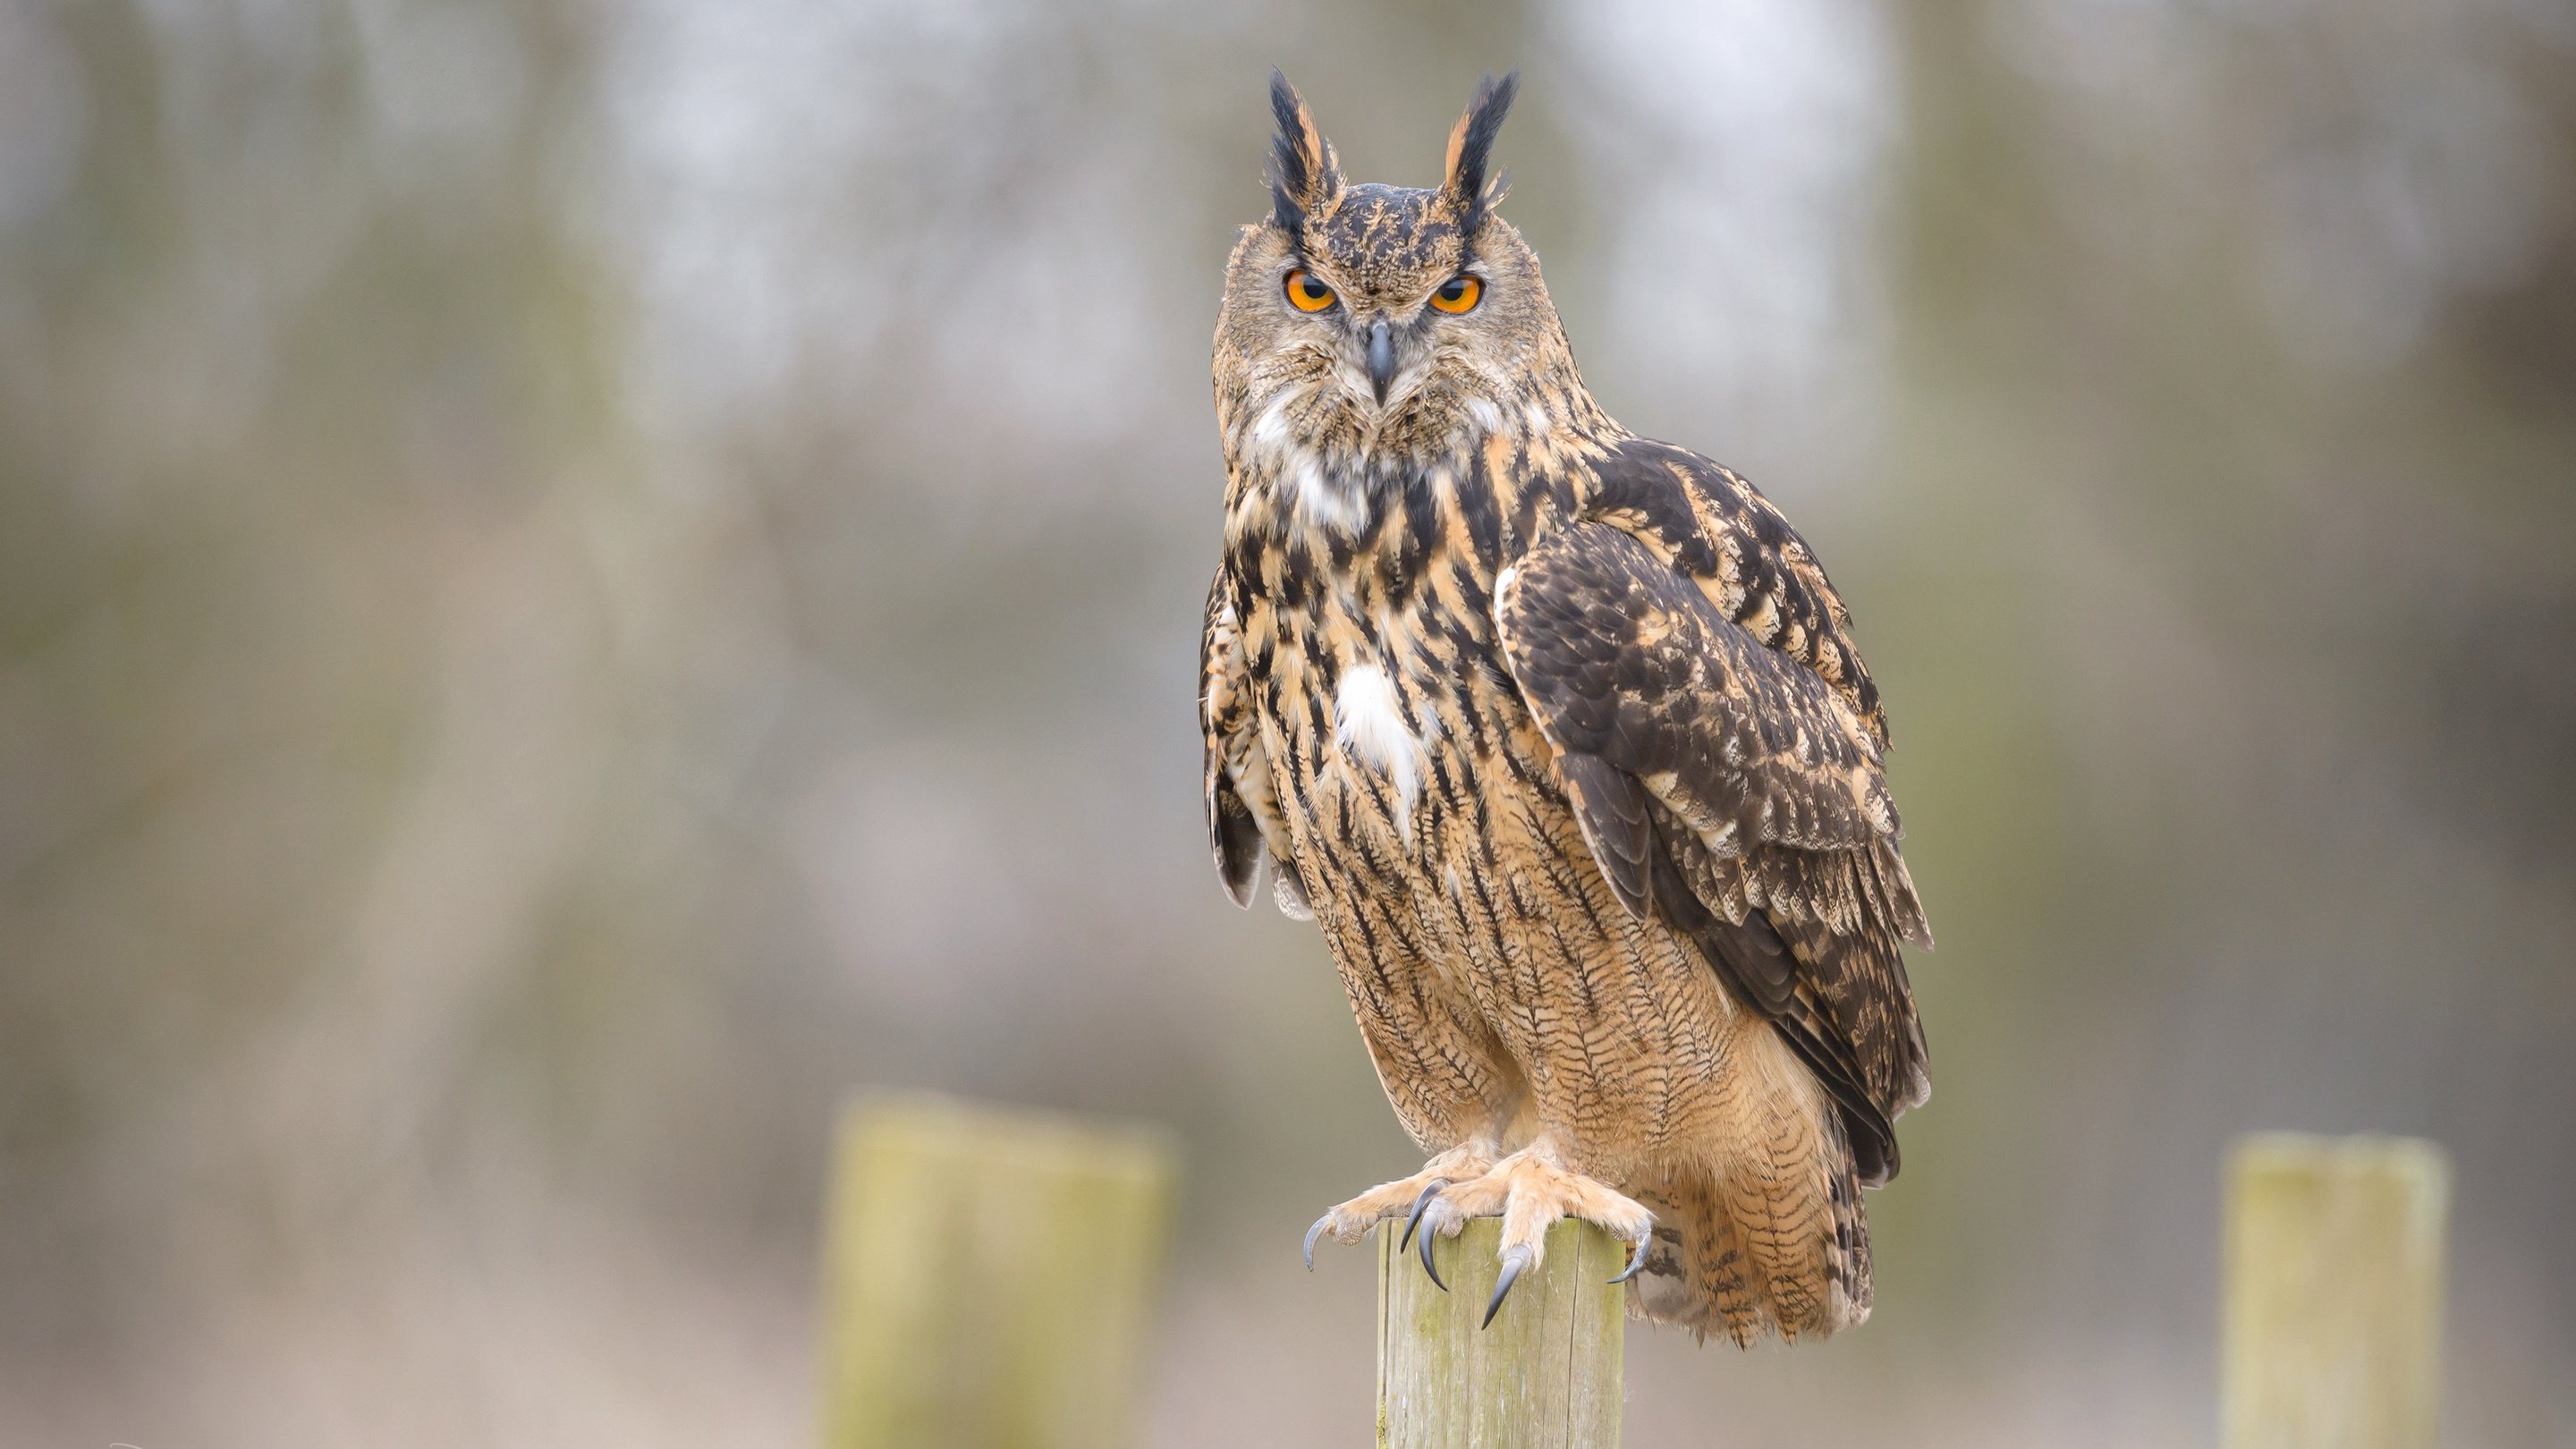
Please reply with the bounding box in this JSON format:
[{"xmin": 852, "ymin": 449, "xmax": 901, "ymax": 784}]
[
  {"xmin": 1377, "ymin": 1216, "xmax": 1625, "ymax": 1448},
  {"xmin": 818, "ymin": 1093, "xmax": 1178, "ymax": 1449},
  {"xmin": 2223, "ymin": 1132, "xmax": 2448, "ymax": 1449}
]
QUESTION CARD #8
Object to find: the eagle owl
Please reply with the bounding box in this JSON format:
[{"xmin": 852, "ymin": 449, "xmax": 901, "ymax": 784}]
[{"xmin": 1199, "ymin": 71, "xmax": 1931, "ymax": 1343}]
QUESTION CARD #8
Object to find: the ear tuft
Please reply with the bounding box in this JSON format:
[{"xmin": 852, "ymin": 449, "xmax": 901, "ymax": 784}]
[
  {"xmin": 1267, "ymin": 70, "xmax": 1343, "ymax": 233},
  {"xmin": 1442, "ymin": 70, "xmax": 1520, "ymax": 234}
]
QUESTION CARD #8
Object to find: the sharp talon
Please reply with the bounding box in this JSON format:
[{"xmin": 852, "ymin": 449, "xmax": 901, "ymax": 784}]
[
  {"xmin": 1482, "ymin": 1245, "xmax": 1533, "ymax": 1329},
  {"xmin": 1398, "ymin": 1179, "xmax": 1448, "ymax": 1252},
  {"xmin": 1303, "ymin": 1214, "xmax": 1333, "ymax": 1271},
  {"xmin": 1608, "ymin": 1234, "xmax": 1650, "ymax": 1285},
  {"xmin": 1418, "ymin": 1213, "xmax": 1448, "ymax": 1292}
]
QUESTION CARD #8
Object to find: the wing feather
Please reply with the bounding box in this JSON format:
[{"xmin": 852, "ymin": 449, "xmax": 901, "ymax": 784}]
[
  {"xmin": 1496, "ymin": 520, "xmax": 1896, "ymax": 860},
  {"xmin": 1201, "ymin": 568, "xmax": 1308, "ymax": 915},
  {"xmin": 1557, "ymin": 751, "xmax": 1656, "ymax": 919}
]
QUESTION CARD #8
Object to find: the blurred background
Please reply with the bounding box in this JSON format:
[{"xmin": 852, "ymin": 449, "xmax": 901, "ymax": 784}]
[{"xmin": 3, "ymin": 0, "xmax": 2572, "ymax": 1444}]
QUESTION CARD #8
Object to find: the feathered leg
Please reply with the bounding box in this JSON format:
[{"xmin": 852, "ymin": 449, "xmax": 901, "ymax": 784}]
[{"xmin": 1644, "ymin": 1015, "xmax": 1871, "ymax": 1343}]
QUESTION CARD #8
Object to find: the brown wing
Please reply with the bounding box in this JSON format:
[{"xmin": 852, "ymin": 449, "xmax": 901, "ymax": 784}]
[
  {"xmin": 1200, "ymin": 568, "xmax": 1309, "ymax": 918},
  {"xmin": 1579, "ymin": 438, "xmax": 1891, "ymax": 750},
  {"xmin": 1493, "ymin": 511, "xmax": 1930, "ymax": 1184}
]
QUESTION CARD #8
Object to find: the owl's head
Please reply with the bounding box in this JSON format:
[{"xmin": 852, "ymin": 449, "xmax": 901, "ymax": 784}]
[{"xmin": 1216, "ymin": 71, "xmax": 1582, "ymax": 469}]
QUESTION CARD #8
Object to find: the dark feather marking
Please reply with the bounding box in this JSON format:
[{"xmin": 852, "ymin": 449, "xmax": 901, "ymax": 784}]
[
  {"xmin": 1460, "ymin": 475, "xmax": 1503, "ymax": 567},
  {"xmin": 1511, "ymin": 468, "xmax": 1549, "ymax": 552},
  {"xmin": 1399, "ymin": 480, "xmax": 1438, "ymax": 602},
  {"xmin": 1302, "ymin": 690, "xmax": 1331, "ymax": 747},
  {"xmin": 1556, "ymin": 752, "xmax": 1655, "ymax": 920},
  {"xmin": 1427, "ymin": 750, "xmax": 1460, "ymax": 809},
  {"xmin": 1279, "ymin": 538, "xmax": 1315, "ymax": 609},
  {"xmin": 1532, "ymin": 888, "xmax": 1602, "ymax": 1023}
]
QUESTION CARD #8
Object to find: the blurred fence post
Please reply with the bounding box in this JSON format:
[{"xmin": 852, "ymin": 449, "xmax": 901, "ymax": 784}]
[
  {"xmin": 818, "ymin": 1093, "xmax": 1178, "ymax": 1449},
  {"xmin": 2223, "ymin": 1133, "xmax": 2448, "ymax": 1449},
  {"xmin": 1377, "ymin": 1217, "xmax": 1623, "ymax": 1448}
]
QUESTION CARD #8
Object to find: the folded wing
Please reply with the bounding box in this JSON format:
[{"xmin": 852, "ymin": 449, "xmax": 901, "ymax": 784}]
[
  {"xmin": 1495, "ymin": 513, "xmax": 1929, "ymax": 1183},
  {"xmin": 1202, "ymin": 568, "xmax": 1309, "ymax": 919}
]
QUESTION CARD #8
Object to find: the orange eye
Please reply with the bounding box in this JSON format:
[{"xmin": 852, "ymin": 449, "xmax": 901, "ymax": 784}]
[
  {"xmin": 1284, "ymin": 268, "xmax": 1337, "ymax": 312},
  {"xmin": 1430, "ymin": 275, "xmax": 1481, "ymax": 313}
]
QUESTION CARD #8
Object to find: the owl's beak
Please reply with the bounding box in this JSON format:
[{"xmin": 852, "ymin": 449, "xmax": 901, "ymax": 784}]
[{"xmin": 1366, "ymin": 319, "xmax": 1397, "ymax": 403}]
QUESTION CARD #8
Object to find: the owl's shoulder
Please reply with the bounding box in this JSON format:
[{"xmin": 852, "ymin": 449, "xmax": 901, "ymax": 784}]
[{"xmin": 1540, "ymin": 435, "xmax": 1887, "ymax": 749}]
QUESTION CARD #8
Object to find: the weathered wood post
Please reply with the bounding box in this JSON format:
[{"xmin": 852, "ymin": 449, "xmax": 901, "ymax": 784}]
[
  {"xmin": 2223, "ymin": 1132, "xmax": 2448, "ymax": 1449},
  {"xmin": 1377, "ymin": 1216, "xmax": 1625, "ymax": 1448},
  {"xmin": 818, "ymin": 1093, "xmax": 1178, "ymax": 1449}
]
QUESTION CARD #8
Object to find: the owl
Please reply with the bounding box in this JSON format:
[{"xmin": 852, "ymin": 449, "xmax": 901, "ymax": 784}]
[{"xmin": 1200, "ymin": 71, "xmax": 1931, "ymax": 1343}]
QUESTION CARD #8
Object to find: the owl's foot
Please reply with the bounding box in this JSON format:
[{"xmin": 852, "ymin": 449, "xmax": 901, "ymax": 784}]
[
  {"xmin": 1301, "ymin": 1141, "xmax": 1500, "ymax": 1268},
  {"xmin": 1414, "ymin": 1145, "xmax": 1655, "ymax": 1327}
]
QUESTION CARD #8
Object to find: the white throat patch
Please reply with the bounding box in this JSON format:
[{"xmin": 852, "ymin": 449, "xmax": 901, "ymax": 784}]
[
  {"xmin": 1241, "ymin": 391, "xmax": 1370, "ymax": 533},
  {"xmin": 1284, "ymin": 449, "xmax": 1364, "ymax": 531}
]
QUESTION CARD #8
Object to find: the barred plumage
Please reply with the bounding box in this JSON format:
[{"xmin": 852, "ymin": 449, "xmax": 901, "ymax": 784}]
[{"xmin": 1202, "ymin": 71, "xmax": 1931, "ymax": 1344}]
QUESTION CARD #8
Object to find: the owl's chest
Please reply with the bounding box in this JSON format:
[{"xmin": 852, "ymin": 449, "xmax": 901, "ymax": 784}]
[{"xmin": 1242, "ymin": 542, "xmax": 1549, "ymax": 870}]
